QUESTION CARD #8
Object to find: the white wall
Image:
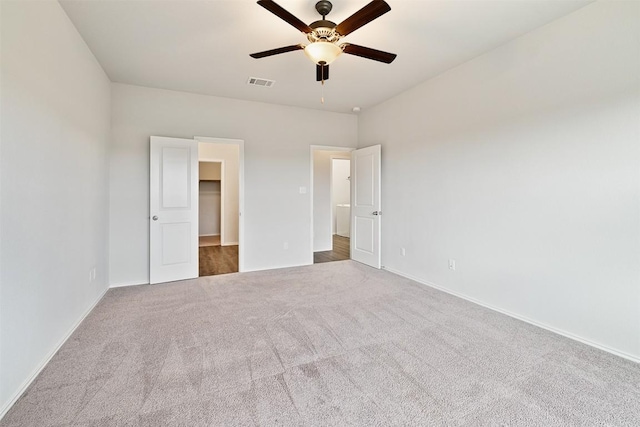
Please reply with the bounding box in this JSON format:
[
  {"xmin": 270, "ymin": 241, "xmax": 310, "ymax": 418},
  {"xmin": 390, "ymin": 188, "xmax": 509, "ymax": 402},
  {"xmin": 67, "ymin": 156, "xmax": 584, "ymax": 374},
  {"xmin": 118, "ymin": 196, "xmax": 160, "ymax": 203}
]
[
  {"xmin": 0, "ymin": 0, "xmax": 111, "ymax": 415},
  {"xmin": 199, "ymin": 180, "xmax": 221, "ymax": 236},
  {"xmin": 331, "ymin": 158, "xmax": 351, "ymax": 234},
  {"xmin": 110, "ymin": 84, "xmax": 357, "ymax": 284},
  {"xmin": 313, "ymin": 150, "xmax": 351, "ymax": 251},
  {"xmin": 358, "ymin": 1, "xmax": 640, "ymax": 360},
  {"xmin": 199, "ymin": 142, "xmax": 239, "ymax": 245}
]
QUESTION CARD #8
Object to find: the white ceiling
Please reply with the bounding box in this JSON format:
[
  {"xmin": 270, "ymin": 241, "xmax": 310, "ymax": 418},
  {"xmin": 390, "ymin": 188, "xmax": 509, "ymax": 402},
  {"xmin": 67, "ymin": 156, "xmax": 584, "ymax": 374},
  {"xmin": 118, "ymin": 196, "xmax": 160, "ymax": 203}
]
[{"xmin": 60, "ymin": 0, "xmax": 592, "ymax": 114}]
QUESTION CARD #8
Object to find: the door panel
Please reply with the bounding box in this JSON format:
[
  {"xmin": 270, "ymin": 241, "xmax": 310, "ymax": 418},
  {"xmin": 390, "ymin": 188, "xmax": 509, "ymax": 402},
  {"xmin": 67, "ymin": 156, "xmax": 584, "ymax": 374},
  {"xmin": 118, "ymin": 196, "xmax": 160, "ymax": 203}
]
[
  {"xmin": 354, "ymin": 217, "xmax": 375, "ymax": 253},
  {"xmin": 351, "ymin": 145, "xmax": 381, "ymax": 268},
  {"xmin": 355, "ymin": 152, "xmax": 374, "ymax": 206},
  {"xmin": 150, "ymin": 136, "xmax": 199, "ymax": 284},
  {"xmin": 161, "ymin": 222, "xmax": 191, "ymax": 265},
  {"xmin": 161, "ymin": 147, "xmax": 190, "ymax": 208}
]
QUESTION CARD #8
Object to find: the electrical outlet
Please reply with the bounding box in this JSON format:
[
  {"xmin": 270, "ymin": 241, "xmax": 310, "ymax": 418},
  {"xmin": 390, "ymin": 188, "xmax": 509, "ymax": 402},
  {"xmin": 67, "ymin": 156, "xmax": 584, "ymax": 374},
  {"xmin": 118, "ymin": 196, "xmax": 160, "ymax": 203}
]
[
  {"xmin": 401, "ymin": 247, "xmax": 406, "ymax": 256},
  {"xmin": 299, "ymin": 186, "xmax": 307, "ymax": 194},
  {"xmin": 448, "ymin": 259, "xmax": 456, "ymax": 271},
  {"xmin": 283, "ymin": 242, "xmax": 289, "ymax": 250}
]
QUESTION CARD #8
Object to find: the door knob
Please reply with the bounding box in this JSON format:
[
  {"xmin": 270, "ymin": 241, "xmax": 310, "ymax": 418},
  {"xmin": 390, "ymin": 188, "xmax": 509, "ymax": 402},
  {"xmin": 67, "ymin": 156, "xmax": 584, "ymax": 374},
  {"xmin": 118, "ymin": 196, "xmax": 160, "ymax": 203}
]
[
  {"xmin": 152, "ymin": 216, "xmax": 158, "ymax": 221},
  {"xmin": 372, "ymin": 211, "xmax": 381, "ymax": 216}
]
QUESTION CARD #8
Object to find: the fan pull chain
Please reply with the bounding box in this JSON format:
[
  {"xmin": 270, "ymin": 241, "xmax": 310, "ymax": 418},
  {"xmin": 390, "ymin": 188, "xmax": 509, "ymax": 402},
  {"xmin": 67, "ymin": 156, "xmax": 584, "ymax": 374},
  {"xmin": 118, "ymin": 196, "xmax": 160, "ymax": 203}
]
[{"xmin": 321, "ymin": 79, "xmax": 325, "ymax": 104}]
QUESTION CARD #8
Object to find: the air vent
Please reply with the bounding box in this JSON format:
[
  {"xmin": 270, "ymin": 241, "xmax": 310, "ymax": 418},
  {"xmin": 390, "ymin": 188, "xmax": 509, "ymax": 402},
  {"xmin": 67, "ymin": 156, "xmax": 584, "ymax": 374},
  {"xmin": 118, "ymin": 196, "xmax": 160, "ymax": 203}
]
[{"xmin": 247, "ymin": 77, "xmax": 275, "ymax": 88}]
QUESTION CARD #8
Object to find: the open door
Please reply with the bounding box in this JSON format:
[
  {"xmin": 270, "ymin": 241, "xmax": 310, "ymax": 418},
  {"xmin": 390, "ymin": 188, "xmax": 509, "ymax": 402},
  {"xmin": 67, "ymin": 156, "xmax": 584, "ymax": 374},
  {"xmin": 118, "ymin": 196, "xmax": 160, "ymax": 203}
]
[
  {"xmin": 150, "ymin": 136, "xmax": 199, "ymax": 284},
  {"xmin": 351, "ymin": 145, "xmax": 381, "ymax": 268}
]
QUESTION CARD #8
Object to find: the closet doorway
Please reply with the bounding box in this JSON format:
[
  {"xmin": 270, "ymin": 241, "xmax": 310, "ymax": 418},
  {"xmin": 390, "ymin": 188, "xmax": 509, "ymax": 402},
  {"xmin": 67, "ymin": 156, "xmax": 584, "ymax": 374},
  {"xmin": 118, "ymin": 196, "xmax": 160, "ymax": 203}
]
[
  {"xmin": 310, "ymin": 146, "xmax": 353, "ymax": 264},
  {"xmin": 197, "ymin": 139, "xmax": 242, "ymax": 276}
]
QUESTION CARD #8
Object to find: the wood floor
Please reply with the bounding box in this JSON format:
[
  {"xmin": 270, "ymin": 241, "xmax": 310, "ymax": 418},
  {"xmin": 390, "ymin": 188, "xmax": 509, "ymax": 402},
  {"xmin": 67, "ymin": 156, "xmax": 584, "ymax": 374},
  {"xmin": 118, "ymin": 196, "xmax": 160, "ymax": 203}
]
[
  {"xmin": 200, "ymin": 234, "xmax": 346, "ymax": 275},
  {"xmin": 314, "ymin": 235, "xmax": 350, "ymax": 263},
  {"xmin": 199, "ymin": 245, "xmax": 238, "ymax": 276}
]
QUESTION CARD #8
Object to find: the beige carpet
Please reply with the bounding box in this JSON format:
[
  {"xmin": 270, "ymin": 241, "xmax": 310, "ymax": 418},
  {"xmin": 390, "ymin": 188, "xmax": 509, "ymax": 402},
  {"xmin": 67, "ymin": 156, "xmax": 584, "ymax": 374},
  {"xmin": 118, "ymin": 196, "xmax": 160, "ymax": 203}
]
[
  {"xmin": 2, "ymin": 261, "xmax": 639, "ymax": 426},
  {"xmin": 199, "ymin": 235, "xmax": 220, "ymax": 247}
]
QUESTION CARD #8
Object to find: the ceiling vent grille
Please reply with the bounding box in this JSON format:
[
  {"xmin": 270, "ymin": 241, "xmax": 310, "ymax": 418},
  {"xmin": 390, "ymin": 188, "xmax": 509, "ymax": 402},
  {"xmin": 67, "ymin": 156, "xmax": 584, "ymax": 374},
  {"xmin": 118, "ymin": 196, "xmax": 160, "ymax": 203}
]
[{"xmin": 247, "ymin": 77, "xmax": 275, "ymax": 88}]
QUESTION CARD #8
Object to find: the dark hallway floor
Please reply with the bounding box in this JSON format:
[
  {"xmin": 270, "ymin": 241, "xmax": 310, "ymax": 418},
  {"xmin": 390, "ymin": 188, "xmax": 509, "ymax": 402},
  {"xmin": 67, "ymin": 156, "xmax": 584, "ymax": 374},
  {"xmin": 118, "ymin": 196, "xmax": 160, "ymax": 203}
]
[
  {"xmin": 199, "ymin": 245, "xmax": 238, "ymax": 276},
  {"xmin": 314, "ymin": 235, "xmax": 350, "ymax": 264}
]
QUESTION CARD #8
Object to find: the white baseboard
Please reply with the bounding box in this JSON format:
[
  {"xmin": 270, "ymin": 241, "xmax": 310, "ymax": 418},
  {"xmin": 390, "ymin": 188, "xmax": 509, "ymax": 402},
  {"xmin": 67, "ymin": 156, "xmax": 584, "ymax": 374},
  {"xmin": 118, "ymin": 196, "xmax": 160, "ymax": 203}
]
[
  {"xmin": 0, "ymin": 286, "xmax": 109, "ymax": 420},
  {"xmin": 222, "ymin": 241, "xmax": 238, "ymax": 246},
  {"xmin": 242, "ymin": 261, "xmax": 313, "ymax": 273},
  {"xmin": 382, "ymin": 266, "xmax": 640, "ymax": 364},
  {"xmin": 109, "ymin": 281, "xmax": 148, "ymax": 288},
  {"xmin": 199, "ymin": 234, "xmax": 220, "ymax": 237}
]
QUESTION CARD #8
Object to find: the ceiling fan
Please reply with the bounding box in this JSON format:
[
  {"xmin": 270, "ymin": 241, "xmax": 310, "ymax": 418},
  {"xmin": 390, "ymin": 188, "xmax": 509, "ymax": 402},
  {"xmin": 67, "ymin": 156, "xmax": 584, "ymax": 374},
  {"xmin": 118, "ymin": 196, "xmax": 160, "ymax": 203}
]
[{"xmin": 250, "ymin": 0, "xmax": 397, "ymax": 83}]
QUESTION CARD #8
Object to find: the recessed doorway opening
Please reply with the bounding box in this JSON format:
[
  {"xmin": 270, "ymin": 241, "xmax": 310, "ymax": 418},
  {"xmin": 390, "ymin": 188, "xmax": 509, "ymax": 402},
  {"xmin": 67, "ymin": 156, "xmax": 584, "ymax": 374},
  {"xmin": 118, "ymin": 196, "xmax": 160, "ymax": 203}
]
[
  {"xmin": 310, "ymin": 146, "xmax": 353, "ymax": 264},
  {"xmin": 149, "ymin": 136, "xmax": 245, "ymax": 285},
  {"xmin": 197, "ymin": 138, "xmax": 243, "ymax": 276}
]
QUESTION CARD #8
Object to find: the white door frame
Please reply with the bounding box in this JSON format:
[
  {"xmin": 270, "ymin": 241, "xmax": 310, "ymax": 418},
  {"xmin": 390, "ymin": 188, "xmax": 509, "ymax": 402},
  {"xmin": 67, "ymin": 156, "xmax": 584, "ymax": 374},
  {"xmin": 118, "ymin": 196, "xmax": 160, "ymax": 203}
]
[
  {"xmin": 195, "ymin": 136, "xmax": 245, "ymax": 272},
  {"xmin": 198, "ymin": 159, "xmax": 224, "ymax": 244},
  {"xmin": 309, "ymin": 145, "xmax": 354, "ymax": 262}
]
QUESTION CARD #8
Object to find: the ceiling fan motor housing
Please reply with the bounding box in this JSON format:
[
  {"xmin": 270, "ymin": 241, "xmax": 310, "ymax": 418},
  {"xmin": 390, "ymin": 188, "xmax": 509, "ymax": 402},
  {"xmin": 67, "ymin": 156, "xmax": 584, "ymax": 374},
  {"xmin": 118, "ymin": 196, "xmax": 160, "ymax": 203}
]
[
  {"xmin": 311, "ymin": 1, "xmax": 340, "ymax": 42},
  {"xmin": 308, "ymin": 20, "xmax": 340, "ymax": 43}
]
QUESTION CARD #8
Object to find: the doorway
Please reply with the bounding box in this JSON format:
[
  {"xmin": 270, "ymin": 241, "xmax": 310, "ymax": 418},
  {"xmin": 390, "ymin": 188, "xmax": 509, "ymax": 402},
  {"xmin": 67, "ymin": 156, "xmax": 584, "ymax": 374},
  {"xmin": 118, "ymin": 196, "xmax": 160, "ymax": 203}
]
[
  {"xmin": 198, "ymin": 160, "xmax": 234, "ymax": 275},
  {"xmin": 310, "ymin": 146, "xmax": 353, "ymax": 264},
  {"xmin": 196, "ymin": 138, "xmax": 243, "ymax": 276},
  {"xmin": 149, "ymin": 136, "xmax": 244, "ymax": 284}
]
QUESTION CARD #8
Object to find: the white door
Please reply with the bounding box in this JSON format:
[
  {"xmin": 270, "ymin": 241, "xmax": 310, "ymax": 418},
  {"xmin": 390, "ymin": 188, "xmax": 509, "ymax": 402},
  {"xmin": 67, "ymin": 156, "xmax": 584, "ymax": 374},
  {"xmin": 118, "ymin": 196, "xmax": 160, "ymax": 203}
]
[
  {"xmin": 150, "ymin": 136, "xmax": 199, "ymax": 284},
  {"xmin": 351, "ymin": 145, "xmax": 381, "ymax": 268}
]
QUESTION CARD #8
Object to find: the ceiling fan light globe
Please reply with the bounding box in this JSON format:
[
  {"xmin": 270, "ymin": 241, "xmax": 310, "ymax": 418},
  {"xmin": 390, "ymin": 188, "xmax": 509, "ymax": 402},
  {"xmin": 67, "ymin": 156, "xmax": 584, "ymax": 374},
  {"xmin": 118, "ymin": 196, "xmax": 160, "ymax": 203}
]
[{"xmin": 304, "ymin": 42, "xmax": 342, "ymax": 65}]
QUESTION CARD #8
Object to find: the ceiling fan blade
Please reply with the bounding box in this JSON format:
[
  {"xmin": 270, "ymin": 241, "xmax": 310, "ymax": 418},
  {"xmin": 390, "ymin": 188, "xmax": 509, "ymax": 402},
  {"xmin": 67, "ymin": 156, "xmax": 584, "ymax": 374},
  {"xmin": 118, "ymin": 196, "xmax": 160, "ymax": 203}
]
[
  {"xmin": 342, "ymin": 43, "xmax": 396, "ymax": 63},
  {"xmin": 316, "ymin": 64, "xmax": 330, "ymax": 81},
  {"xmin": 250, "ymin": 44, "xmax": 304, "ymax": 59},
  {"xmin": 257, "ymin": 0, "xmax": 312, "ymax": 33},
  {"xmin": 335, "ymin": 0, "xmax": 391, "ymax": 37}
]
